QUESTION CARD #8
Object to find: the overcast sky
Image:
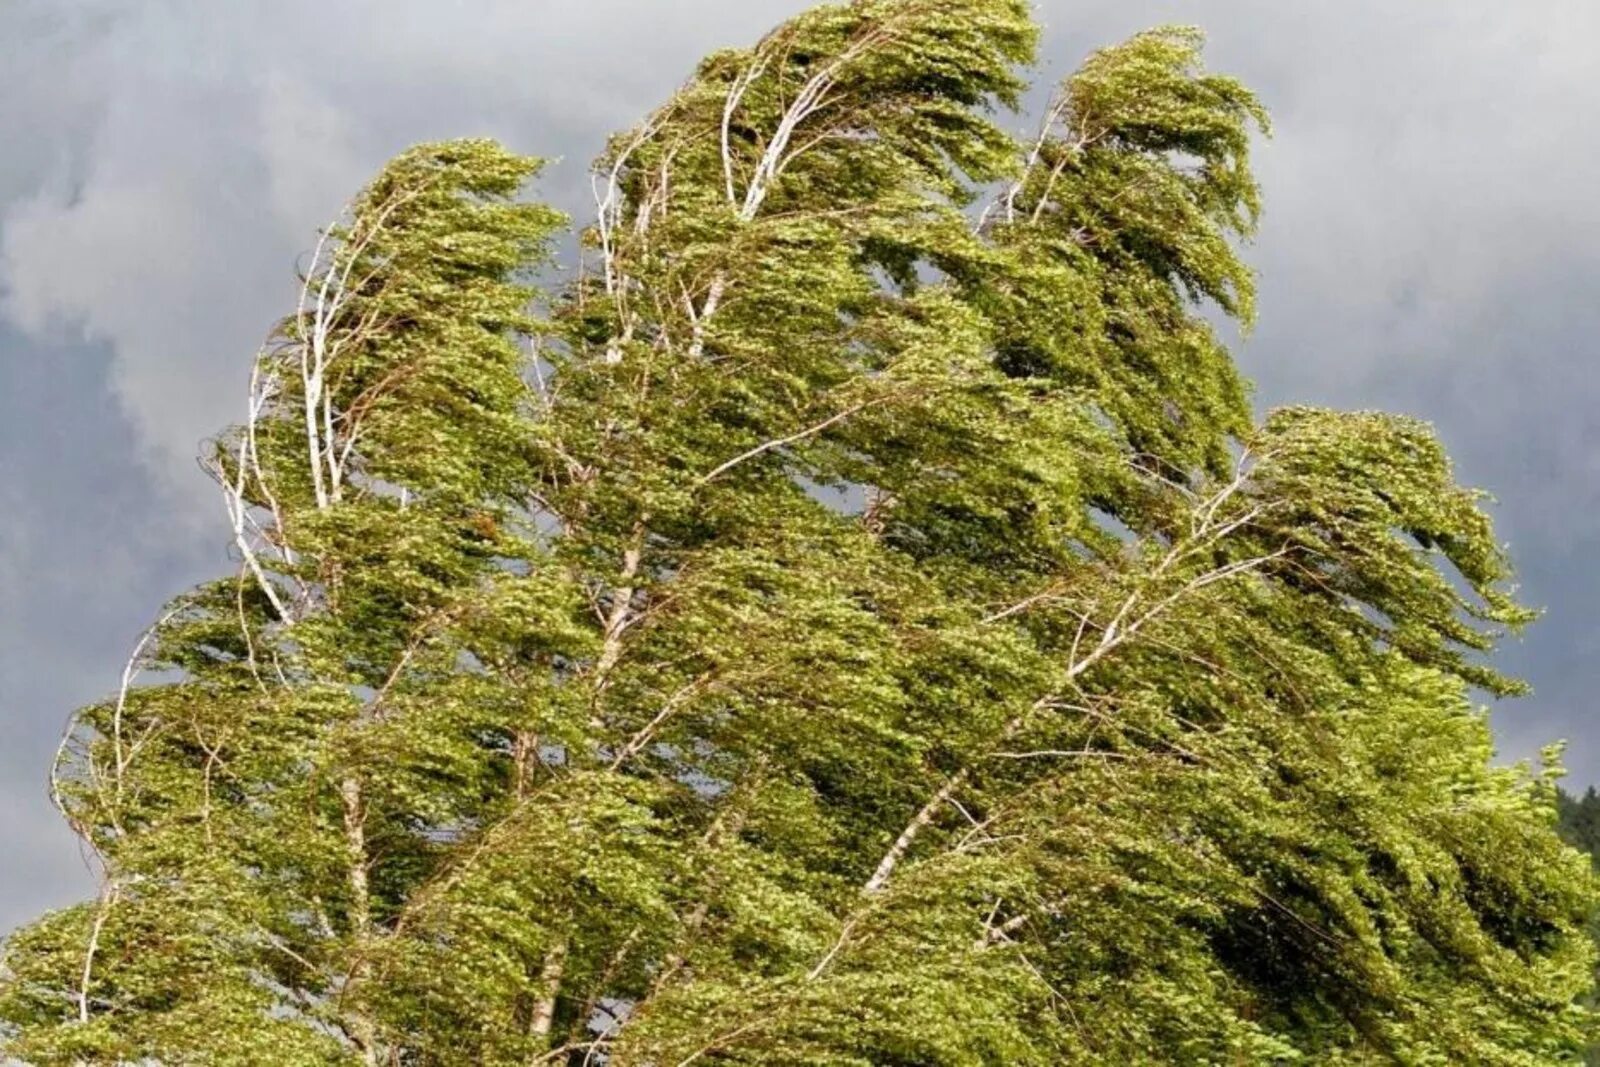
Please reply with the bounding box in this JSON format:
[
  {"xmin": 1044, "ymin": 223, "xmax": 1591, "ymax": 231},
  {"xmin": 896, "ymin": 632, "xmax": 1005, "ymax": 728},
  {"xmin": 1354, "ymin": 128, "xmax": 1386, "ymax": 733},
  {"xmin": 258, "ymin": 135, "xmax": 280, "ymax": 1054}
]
[{"xmin": 2, "ymin": 0, "xmax": 1598, "ymax": 934}]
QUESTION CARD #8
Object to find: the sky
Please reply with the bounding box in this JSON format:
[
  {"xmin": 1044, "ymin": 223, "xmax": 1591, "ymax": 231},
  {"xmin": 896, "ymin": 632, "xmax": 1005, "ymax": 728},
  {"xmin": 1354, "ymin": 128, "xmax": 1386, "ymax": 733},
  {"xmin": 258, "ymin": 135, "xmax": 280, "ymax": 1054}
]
[{"xmin": 1, "ymin": 0, "xmax": 1597, "ymax": 934}]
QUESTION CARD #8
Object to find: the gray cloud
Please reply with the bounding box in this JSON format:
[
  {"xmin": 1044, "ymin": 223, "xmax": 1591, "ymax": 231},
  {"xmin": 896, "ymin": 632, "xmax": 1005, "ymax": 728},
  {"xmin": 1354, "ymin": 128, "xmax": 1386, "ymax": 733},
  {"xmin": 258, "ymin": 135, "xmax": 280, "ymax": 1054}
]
[
  {"xmin": 0, "ymin": 0, "xmax": 805, "ymax": 501},
  {"xmin": 0, "ymin": 325, "xmax": 220, "ymax": 930},
  {"xmin": 3, "ymin": 0, "xmax": 1598, "ymax": 926}
]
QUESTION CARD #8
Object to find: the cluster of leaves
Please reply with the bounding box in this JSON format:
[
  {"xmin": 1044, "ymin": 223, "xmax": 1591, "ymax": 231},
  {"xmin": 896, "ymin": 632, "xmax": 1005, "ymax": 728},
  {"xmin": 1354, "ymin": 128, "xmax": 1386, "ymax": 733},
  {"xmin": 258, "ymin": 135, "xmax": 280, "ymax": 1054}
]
[{"xmin": 4, "ymin": 2, "xmax": 1596, "ymax": 1064}]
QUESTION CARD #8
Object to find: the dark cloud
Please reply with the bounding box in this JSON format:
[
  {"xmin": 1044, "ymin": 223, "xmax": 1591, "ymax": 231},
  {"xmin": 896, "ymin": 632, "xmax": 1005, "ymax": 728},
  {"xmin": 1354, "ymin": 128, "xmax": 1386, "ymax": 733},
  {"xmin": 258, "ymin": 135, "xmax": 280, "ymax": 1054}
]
[
  {"xmin": 3, "ymin": 0, "xmax": 1596, "ymax": 925},
  {"xmin": 0, "ymin": 325, "xmax": 220, "ymax": 930}
]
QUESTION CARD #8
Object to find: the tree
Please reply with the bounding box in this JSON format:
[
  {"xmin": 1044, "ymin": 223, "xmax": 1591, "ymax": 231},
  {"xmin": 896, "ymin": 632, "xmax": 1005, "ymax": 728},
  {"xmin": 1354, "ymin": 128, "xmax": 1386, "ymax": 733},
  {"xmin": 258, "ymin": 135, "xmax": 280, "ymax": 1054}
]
[
  {"xmin": 3, "ymin": 3, "xmax": 1595, "ymax": 1064},
  {"xmin": 1558, "ymin": 787, "xmax": 1600, "ymax": 1065},
  {"xmin": 1560, "ymin": 788, "xmax": 1600, "ymax": 865}
]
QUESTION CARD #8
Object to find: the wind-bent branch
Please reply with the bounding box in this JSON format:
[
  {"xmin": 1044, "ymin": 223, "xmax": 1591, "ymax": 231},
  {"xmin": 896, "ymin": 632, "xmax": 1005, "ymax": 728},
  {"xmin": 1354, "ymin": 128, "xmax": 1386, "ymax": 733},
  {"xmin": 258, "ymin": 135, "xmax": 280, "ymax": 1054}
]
[
  {"xmin": 695, "ymin": 397, "xmax": 884, "ymax": 487},
  {"xmin": 77, "ymin": 879, "xmax": 119, "ymax": 1025},
  {"xmin": 862, "ymin": 470, "xmax": 1288, "ymax": 897}
]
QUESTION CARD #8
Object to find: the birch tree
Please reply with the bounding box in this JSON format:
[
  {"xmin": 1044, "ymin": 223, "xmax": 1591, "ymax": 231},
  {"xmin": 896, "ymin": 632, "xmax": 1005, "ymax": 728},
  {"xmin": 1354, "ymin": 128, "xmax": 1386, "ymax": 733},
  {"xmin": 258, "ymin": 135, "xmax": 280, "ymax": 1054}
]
[{"xmin": 3, "ymin": 4, "xmax": 1595, "ymax": 1065}]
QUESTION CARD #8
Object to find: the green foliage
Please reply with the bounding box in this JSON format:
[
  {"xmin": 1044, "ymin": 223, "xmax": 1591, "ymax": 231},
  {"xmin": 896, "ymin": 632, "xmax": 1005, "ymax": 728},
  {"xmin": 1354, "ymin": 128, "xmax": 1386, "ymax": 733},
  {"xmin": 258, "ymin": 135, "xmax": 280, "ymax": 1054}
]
[{"xmin": 3, "ymin": 4, "xmax": 1595, "ymax": 1065}]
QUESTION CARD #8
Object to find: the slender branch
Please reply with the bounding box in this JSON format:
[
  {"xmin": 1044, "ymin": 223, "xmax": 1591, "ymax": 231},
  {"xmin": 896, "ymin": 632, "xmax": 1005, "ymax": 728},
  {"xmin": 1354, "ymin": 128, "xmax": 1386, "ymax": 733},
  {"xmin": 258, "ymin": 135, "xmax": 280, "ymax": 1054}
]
[
  {"xmin": 981, "ymin": 581, "xmax": 1068, "ymax": 625},
  {"xmin": 989, "ymin": 749, "xmax": 1134, "ymax": 761},
  {"xmin": 721, "ymin": 53, "xmax": 773, "ymax": 207},
  {"xmin": 695, "ymin": 397, "xmax": 882, "ymax": 487},
  {"xmin": 672, "ymin": 1018, "xmax": 769, "ymax": 1067},
  {"xmin": 242, "ymin": 355, "xmax": 294, "ymax": 566},
  {"xmin": 805, "ymin": 914, "xmax": 862, "ymax": 981},
  {"xmin": 610, "ymin": 672, "xmax": 718, "ymax": 771},
  {"xmin": 107, "ymin": 606, "xmax": 185, "ymax": 815},
  {"xmin": 861, "ymin": 471, "xmax": 1292, "ymax": 897},
  {"xmin": 686, "ymin": 26, "xmax": 887, "ymax": 359},
  {"xmin": 978, "ymin": 909, "xmax": 1035, "ymax": 949},
  {"xmin": 1000, "ymin": 88, "xmax": 1073, "ymax": 225},
  {"xmin": 593, "ymin": 112, "xmax": 673, "ymax": 364},
  {"xmin": 296, "ymin": 226, "xmax": 337, "ymax": 510},
  {"xmin": 738, "ymin": 31, "xmax": 882, "ymax": 222},
  {"xmin": 862, "ymin": 773, "xmax": 965, "ymax": 895},
  {"xmin": 214, "ymin": 442, "xmax": 290, "ymax": 623},
  {"xmin": 77, "ymin": 879, "xmax": 119, "ymax": 1024}
]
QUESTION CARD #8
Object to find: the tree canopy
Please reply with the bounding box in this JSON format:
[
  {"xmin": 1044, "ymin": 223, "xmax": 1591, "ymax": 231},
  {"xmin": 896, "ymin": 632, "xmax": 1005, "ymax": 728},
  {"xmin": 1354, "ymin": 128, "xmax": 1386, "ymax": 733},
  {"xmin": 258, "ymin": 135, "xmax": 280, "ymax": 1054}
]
[{"xmin": 4, "ymin": 3, "xmax": 1596, "ymax": 1064}]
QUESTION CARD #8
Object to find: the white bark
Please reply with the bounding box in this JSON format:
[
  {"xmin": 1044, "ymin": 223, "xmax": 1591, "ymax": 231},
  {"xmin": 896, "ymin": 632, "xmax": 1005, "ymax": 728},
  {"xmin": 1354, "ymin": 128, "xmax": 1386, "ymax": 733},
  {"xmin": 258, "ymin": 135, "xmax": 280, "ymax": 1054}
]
[
  {"xmin": 720, "ymin": 54, "xmax": 772, "ymax": 208},
  {"xmin": 77, "ymin": 879, "xmax": 119, "ymax": 1024},
  {"xmin": 687, "ymin": 28, "xmax": 883, "ymax": 359},
  {"xmin": 529, "ymin": 939, "xmax": 569, "ymax": 1041},
  {"xmin": 862, "ymin": 774, "xmax": 966, "ymax": 895},
  {"xmin": 340, "ymin": 775, "xmax": 379, "ymax": 1067},
  {"xmin": 593, "ymin": 525, "xmax": 646, "ymax": 687},
  {"xmin": 862, "ymin": 466, "xmax": 1288, "ymax": 895},
  {"xmin": 610, "ymin": 672, "xmax": 717, "ymax": 770},
  {"xmin": 695, "ymin": 396, "xmax": 882, "ymax": 486}
]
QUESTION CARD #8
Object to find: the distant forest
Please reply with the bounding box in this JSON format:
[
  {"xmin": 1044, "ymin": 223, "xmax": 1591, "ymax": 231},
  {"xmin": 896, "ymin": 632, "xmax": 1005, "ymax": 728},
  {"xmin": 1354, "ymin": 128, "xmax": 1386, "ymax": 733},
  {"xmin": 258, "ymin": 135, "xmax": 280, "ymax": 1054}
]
[{"xmin": 1560, "ymin": 786, "xmax": 1600, "ymax": 1065}]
